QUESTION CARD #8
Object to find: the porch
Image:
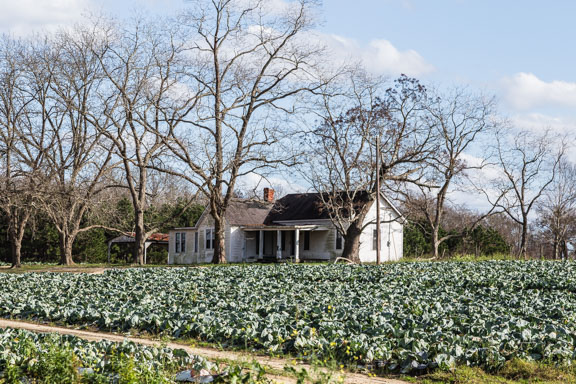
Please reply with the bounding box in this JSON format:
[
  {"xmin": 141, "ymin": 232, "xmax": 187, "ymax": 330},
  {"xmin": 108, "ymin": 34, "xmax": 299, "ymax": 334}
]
[{"xmin": 241, "ymin": 225, "xmax": 331, "ymax": 262}]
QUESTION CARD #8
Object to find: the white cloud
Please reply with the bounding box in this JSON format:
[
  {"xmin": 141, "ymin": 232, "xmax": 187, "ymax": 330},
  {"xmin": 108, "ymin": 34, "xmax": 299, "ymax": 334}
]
[
  {"xmin": 502, "ymin": 72, "xmax": 576, "ymax": 110},
  {"xmin": 510, "ymin": 113, "xmax": 576, "ymax": 134},
  {"xmin": 0, "ymin": 0, "xmax": 89, "ymax": 35},
  {"xmin": 381, "ymin": 0, "xmax": 415, "ymax": 10},
  {"xmin": 319, "ymin": 33, "xmax": 434, "ymax": 77}
]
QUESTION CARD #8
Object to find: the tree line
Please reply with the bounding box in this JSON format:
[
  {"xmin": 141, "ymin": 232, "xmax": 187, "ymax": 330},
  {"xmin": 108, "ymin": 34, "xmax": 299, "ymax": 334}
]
[{"xmin": 0, "ymin": 0, "xmax": 571, "ymax": 267}]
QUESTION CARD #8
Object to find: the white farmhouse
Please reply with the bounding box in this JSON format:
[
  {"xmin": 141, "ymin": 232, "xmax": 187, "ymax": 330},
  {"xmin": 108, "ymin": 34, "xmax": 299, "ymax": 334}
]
[{"xmin": 168, "ymin": 188, "xmax": 404, "ymax": 264}]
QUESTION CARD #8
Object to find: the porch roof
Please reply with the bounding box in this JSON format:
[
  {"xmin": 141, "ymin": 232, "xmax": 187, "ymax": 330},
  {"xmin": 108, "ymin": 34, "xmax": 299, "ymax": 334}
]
[{"xmin": 240, "ymin": 224, "xmax": 330, "ymax": 231}]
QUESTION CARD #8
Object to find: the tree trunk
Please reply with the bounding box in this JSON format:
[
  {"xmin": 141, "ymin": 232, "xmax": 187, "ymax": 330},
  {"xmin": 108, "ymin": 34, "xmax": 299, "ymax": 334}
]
[
  {"xmin": 553, "ymin": 238, "xmax": 559, "ymax": 260},
  {"xmin": 133, "ymin": 208, "xmax": 146, "ymax": 264},
  {"xmin": 519, "ymin": 222, "xmax": 528, "ymax": 260},
  {"xmin": 432, "ymin": 226, "xmax": 440, "ymax": 259},
  {"xmin": 10, "ymin": 240, "xmax": 22, "ymax": 268},
  {"xmin": 8, "ymin": 216, "xmax": 28, "ymax": 268},
  {"xmin": 562, "ymin": 240, "xmax": 569, "ymax": 261},
  {"xmin": 59, "ymin": 233, "xmax": 75, "ymax": 265},
  {"xmin": 342, "ymin": 221, "xmax": 363, "ymax": 263},
  {"xmin": 212, "ymin": 215, "xmax": 227, "ymax": 264}
]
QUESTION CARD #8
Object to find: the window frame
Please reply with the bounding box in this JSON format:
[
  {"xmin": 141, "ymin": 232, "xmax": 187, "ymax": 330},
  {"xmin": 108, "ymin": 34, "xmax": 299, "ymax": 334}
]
[
  {"xmin": 205, "ymin": 228, "xmax": 215, "ymax": 250},
  {"xmin": 175, "ymin": 233, "xmax": 181, "ymax": 253}
]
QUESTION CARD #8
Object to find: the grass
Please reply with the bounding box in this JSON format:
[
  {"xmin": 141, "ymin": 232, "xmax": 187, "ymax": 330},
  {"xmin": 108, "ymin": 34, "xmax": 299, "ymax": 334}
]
[
  {"xmin": 401, "ymin": 253, "xmax": 523, "ymax": 263},
  {"xmin": 0, "ymin": 263, "xmax": 199, "ymax": 274},
  {"xmin": 405, "ymin": 359, "xmax": 576, "ymax": 384}
]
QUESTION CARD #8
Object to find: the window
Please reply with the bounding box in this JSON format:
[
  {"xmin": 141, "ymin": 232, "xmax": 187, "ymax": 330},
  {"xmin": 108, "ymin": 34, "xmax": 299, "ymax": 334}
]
[
  {"xmin": 194, "ymin": 232, "xmax": 199, "ymax": 252},
  {"xmin": 372, "ymin": 229, "xmax": 379, "ymax": 251},
  {"xmin": 206, "ymin": 228, "xmax": 215, "ymax": 250},
  {"xmin": 281, "ymin": 232, "xmax": 286, "ymax": 251},
  {"xmin": 335, "ymin": 231, "xmax": 343, "ymax": 250},
  {"xmin": 175, "ymin": 233, "xmax": 186, "ymax": 253},
  {"xmin": 304, "ymin": 231, "xmax": 310, "ymax": 251}
]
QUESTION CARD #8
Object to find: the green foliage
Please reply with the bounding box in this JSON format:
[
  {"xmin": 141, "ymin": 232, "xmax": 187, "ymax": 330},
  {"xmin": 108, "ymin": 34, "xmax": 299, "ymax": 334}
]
[
  {"xmin": 3, "ymin": 263, "xmax": 576, "ymax": 374},
  {"xmin": 403, "ymin": 222, "xmax": 429, "ymax": 257},
  {"xmin": 0, "ymin": 328, "xmax": 209, "ymax": 383},
  {"xmin": 29, "ymin": 344, "xmax": 80, "ymax": 384},
  {"xmin": 2, "ymin": 365, "xmax": 24, "ymax": 383},
  {"xmin": 404, "ymin": 222, "xmax": 510, "ymax": 258},
  {"xmin": 467, "ymin": 226, "xmax": 510, "ymax": 256},
  {"xmin": 161, "ymin": 198, "xmax": 204, "ymax": 231},
  {"xmin": 418, "ymin": 358, "xmax": 576, "ymax": 383},
  {"xmin": 218, "ymin": 361, "xmax": 271, "ymax": 384},
  {"xmin": 0, "ymin": 196, "xmax": 204, "ymax": 265},
  {"xmin": 74, "ymin": 229, "xmax": 109, "ymax": 264}
]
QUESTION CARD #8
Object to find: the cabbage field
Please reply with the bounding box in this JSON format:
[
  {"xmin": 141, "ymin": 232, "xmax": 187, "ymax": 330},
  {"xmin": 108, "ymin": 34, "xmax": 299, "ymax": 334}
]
[{"xmin": 1, "ymin": 261, "xmax": 576, "ymax": 374}]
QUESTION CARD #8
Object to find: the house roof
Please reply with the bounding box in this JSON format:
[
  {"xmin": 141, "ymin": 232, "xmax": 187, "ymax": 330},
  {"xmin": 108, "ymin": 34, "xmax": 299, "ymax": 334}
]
[
  {"xmin": 108, "ymin": 232, "xmax": 169, "ymax": 244},
  {"xmin": 226, "ymin": 199, "xmax": 274, "ymax": 226},
  {"xmin": 174, "ymin": 191, "xmax": 404, "ymax": 229},
  {"xmin": 264, "ymin": 191, "xmax": 372, "ymax": 223}
]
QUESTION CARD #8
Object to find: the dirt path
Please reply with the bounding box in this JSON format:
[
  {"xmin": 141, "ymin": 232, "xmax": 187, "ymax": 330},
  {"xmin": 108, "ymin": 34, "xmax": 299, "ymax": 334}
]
[
  {"xmin": 0, "ymin": 266, "xmax": 110, "ymax": 274},
  {"xmin": 0, "ymin": 318, "xmax": 409, "ymax": 384}
]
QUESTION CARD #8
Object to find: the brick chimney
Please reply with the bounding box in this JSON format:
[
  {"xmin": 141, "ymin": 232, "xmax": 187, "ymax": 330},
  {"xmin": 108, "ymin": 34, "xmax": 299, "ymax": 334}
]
[{"xmin": 263, "ymin": 188, "xmax": 275, "ymax": 202}]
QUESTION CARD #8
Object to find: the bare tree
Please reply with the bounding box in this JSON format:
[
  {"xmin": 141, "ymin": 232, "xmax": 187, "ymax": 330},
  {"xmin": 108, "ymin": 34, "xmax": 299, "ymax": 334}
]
[
  {"xmin": 485, "ymin": 129, "xmax": 564, "ymax": 259},
  {"xmin": 27, "ymin": 26, "xmax": 117, "ymax": 265},
  {"xmin": 305, "ymin": 73, "xmax": 435, "ymax": 262},
  {"xmin": 154, "ymin": 0, "xmax": 326, "ymax": 263},
  {"xmin": 537, "ymin": 160, "xmax": 576, "ymax": 260},
  {"xmin": 0, "ymin": 36, "xmax": 40, "ymax": 268},
  {"xmin": 85, "ymin": 17, "xmax": 199, "ymax": 264},
  {"xmin": 402, "ymin": 89, "xmax": 498, "ymax": 258}
]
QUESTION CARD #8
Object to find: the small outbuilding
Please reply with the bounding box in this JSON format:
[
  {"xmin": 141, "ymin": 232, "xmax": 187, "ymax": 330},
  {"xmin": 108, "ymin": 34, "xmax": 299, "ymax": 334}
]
[{"xmin": 107, "ymin": 233, "xmax": 169, "ymax": 264}]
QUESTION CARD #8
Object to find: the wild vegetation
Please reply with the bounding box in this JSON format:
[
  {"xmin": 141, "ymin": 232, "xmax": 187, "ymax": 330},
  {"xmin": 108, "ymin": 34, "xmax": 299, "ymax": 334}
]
[{"xmin": 0, "ymin": 327, "xmax": 208, "ymax": 383}]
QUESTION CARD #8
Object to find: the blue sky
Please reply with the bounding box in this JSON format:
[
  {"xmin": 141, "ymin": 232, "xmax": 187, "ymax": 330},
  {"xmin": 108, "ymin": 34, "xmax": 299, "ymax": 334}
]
[
  {"xmin": 322, "ymin": 1, "xmax": 576, "ymax": 84},
  {"xmin": 2, "ymin": 0, "xmax": 575, "ymax": 123},
  {"xmin": 86, "ymin": 0, "xmax": 576, "ymax": 125}
]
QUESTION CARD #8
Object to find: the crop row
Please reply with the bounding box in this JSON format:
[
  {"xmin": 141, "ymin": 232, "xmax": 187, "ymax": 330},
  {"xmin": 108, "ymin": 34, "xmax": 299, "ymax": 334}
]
[{"xmin": 1, "ymin": 262, "xmax": 576, "ymax": 373}]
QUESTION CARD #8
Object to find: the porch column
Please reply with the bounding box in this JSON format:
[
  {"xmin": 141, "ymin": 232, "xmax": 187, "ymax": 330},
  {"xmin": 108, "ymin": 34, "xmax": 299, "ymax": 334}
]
[
  {"xmin": 242, "ymin": 233, "xmax": 247, "ymax": 263},
  {"xmin": 277, "ymin": 230, "xmax": 282, "ymax": 259},
  {"xmin": 294, "ymin": 229, "xmax": 300, "ymax": 263},
  {"xmin": 144, "ymin": 242, "xmax": 151, "ymax": 265},
  {"xmin": 259, "ymin": 230, "xmax": 264, "ymax": 260}
]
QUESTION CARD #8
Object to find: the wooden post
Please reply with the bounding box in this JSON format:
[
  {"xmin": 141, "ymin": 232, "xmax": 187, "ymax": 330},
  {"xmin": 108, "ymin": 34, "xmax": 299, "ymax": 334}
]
[
  {"xmin": 376, "ymin": 135, "xmax": 381, "ymax": 265},
  {"xmin": 242, "ymin": 233, "xmax": 247, "ymax": 263},
  {"xmin": 387, "ymin": 213, "xmax": 392, "ymax": 262},
  {"xmin": 259, "ymin": 230, "xmax": 264, "ymax": 260},
  {"xmin": 295, "ymin": 229, "xmax": 300, "ymax": 263},
  {"xmin": 107, "ymin": 241, "xmax": 111, "ymax": 264}
]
